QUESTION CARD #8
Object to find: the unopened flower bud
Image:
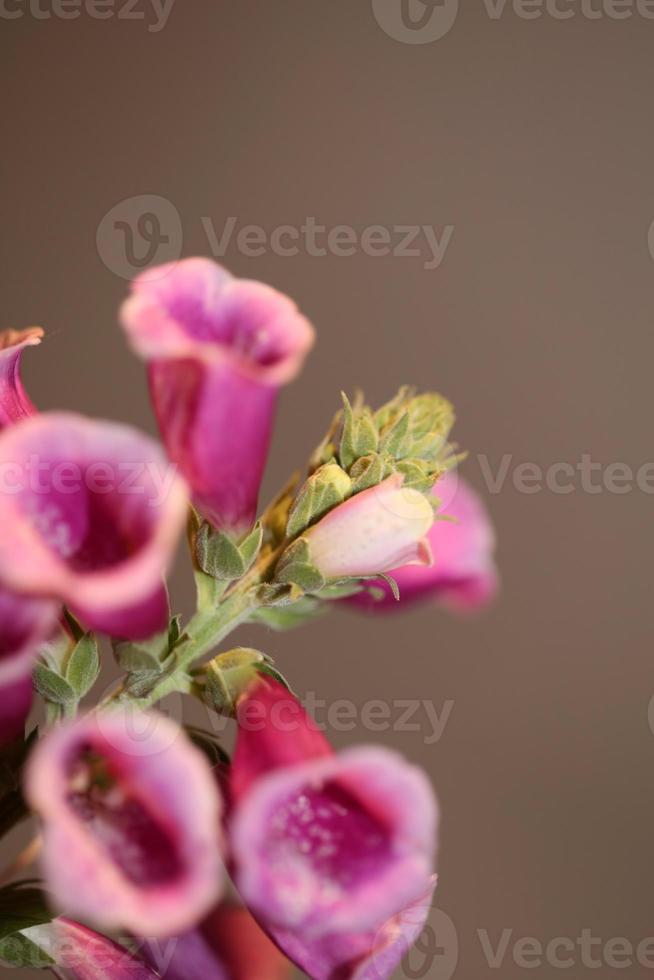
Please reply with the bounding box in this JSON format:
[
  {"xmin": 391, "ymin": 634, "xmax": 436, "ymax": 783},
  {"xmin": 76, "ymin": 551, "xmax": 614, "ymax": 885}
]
[{"xmin": 300, "ymin": 474, "xmax": 434, "ymax": 580}]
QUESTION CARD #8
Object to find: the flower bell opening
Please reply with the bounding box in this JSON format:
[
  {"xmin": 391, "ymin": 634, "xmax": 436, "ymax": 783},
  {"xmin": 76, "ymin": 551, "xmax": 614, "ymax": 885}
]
[{"xmin": 66, "ymin": 746, "xmax": 184, "ymax": 888}]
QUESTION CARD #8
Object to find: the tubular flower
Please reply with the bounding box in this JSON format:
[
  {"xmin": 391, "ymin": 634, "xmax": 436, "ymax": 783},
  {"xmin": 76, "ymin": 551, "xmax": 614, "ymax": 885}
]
[
  {"xmin": 24, "ymin": 710, "xmax": 224, "ymax": 937},
  {"xmin": 348, "ymin": 472, "xmax": 498, "ymax": 612},
  {"xmin": 228, "ymin": 679, "xmax": 438, "ymax": 980},
  {"xmin": 301, "ymin": 473, "xmax": 434, "ymax": 579},
  {"xmin": 120, "ymin": 257, "xmax": 315, "ymax": 533},
  {"xmin": 0, "ymin": 586, "xmax": 57, "ymax": 743},
  {"xmin": 22, "ymin": 919, "xmax": 159, "ymax": 980},
  {"xmin": 0, "ymin": 327, "xmax": 43, "ymax": 427},
  {"xmin": 0, "ymin": 413, "xmax": 188, "ymax": 639}
]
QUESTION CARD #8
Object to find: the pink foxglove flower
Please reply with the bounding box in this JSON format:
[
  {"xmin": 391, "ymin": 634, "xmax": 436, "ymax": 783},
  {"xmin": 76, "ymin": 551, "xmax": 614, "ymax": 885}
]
[
  {"xmin": 25, "ymin": 710, "xmax": 224, "ymax": 937},
  {"xmin": 302, "ymin": 473, "xmax": 434, "ymax": 579},
  {"xmin": 0, "ymin": 327, "xmax": 42, "ymax": 427},
  {"xmin": 0, "ymin": 586, "xmax": 57, "ymax": 743},
  {"xmin": 23, "ymin": 919, "xmax": 159, "ymax": 980},
  {"xmin": 348, "ymin": 472, "xmax": 498, "ymax": 611},
  {"xmin": 228, "ymin": 679, "xmax": 438, "ymax": 980},
  {"xmin": 26, "ymin": 709, "xmax": 222, "ymax": 936},
  {"xmin": 0, "ymin": 413, "xmax": 188, "ymax": 639},
  {"xmin": 120, "ymin": 258, "xmax": 315, "ymax": 533}
]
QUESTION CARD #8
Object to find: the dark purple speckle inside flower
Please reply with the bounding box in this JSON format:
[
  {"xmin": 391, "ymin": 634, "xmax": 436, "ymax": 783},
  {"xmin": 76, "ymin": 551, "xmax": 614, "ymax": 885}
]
[
  {"xmin": 66, "ymin": 745, "xmax": 183, "ymax": 887},
  {"xmin": 266, "ymin": 780, "xmax": 392, "ymax": 891}
]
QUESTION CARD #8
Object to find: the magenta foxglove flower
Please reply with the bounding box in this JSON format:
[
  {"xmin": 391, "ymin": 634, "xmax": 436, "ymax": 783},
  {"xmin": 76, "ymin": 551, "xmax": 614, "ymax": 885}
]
[
  {"xmin": 23, "ymin": 919, "xmax": 159, "ymax": 979},
  {"xmin": 25, "ymin": 710, "xmax": 224, "ymax": 937},
  {"xmin": 0, "ymin": 586, "xmax": 57, "ymax": 743},
  {"xmin": 0, "ymin": 413, "xmax": 188, "ymax": 639},
  {"xmin": 120, "ymin": 258, "xmax": 315, "ymax": 532},
  {"xmin": 302, "ymin": 473, "xmax": 434, "ymax": 579},
  {"xmin": 0, "ymin": 327, "xmax": 43, "ymax": 427},
  {"xmin": 348, "ymin": 472, "xmax": 498, "ymax": 612},
  {"xmin": 228, "ymin": 679, "xmax": 438, "ymax": 980}
]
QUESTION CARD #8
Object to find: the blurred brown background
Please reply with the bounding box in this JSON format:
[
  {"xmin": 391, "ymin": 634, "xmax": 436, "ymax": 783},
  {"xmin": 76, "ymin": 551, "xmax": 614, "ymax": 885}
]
[{"xmin": 2, "ymin": 1, "xmax": 654, "ymax": 976}]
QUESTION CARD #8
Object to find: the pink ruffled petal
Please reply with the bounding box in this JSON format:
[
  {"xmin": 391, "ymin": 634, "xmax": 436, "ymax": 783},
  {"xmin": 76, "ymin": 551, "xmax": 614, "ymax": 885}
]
[
  {"xmin": 0, "ymin": 413, "xmax": 188, "ymax": 639},
  {"xmin": 25, "ymin": 711, "xmax": 224, "ymax": 937},
  {"xmin": 120, "ymin": 258, "xmax": 315, "ymax": 531}
]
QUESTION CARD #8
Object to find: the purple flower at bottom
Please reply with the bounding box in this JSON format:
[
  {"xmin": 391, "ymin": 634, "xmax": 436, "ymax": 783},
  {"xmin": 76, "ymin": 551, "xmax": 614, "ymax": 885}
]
[
  {"xmin": 25, "ymin": 711, "xmax": 224, "ymax": 937},
  {"xmin": 228, "ymin": 680, "xmax": 438, "ymax": 980},
  {"xmin": 0, "ymin": 586, "xmax": 57, "ymax": 743},
  {"xmin": 0, "ymin": 413, "xmax": 188, "ymax": 639},
  {"xmin": 120, "ymin": 258, "xmax": 315, "ymax": 533},
  {"xmin": 0, "ymin": 327, "xmax": 43, "ymax": 427},
  {"xmin": 347, "ymin": 472, "xmax": 498, "ymax": 613}
]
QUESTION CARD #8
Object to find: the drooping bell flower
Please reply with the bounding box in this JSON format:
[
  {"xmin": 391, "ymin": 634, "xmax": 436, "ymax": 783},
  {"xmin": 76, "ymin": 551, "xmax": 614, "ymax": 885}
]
[
  {"xmin": 140, "ymin": 903, "xmax": 291, "ymax": 980},
  {"xmin": 0, "ymin": 586, "xmax": 57, "ymax": 743},
  {"xmin": 297, "ymin": 473, "xmax": 434, "ymax": 580},
  {"xmin": 228, "ymin": 678, "xmax": 438, "ymax": 980},
  {"xmin": 347, "ymin": 472, "xmax": 498, "ymax": 612},
  {"xmin": 24, "ymin": 710, "xmax": 224, "ymax": 937},
  {"xmin": 21, "ymin": 919, "xmax": 159, "ymax": 979},
  {"xmin": 0, "ymin": 412, "xmax": 188, "ymax": 639},
  {"xmin": 119, "ymin": 257, "xmax": 315, "ymax": 533},
  {"xmin": 0, "ymin": 326, "xmax": 43, "ymax": 427}
]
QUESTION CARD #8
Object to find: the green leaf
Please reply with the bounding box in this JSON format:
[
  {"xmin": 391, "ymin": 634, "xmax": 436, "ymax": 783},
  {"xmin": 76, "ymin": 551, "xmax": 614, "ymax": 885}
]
[
  {"xmin": 32, "ymin": 665, "xmax": 76, "ymax": 705},
  {"xmin": 252, "ymin": 597, "xmax": 324, "ymax": 630},
  {"xmin": 0, "ymin": 884, "xmax": 53, "ymax": 942},
  {"xmin": 0, "ymin": 931, "xmax": 54, "ymax": 968},
  {"xmin": 65, "ymin": 634, "xmax": 100, "ymax": 699}
]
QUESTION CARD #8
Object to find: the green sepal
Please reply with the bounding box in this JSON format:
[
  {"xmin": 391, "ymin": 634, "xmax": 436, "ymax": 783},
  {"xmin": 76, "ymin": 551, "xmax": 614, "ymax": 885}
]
[
  {"xmin": 201, "ymin": 647, "xmax": 267, "ymax": 717},
  {"xmin": 286, "ymin": 463, "xmax": 352, "ymax": 539},
  {"xmin": 378, "ymin": 409, "xmax": 410, "ymax": 457},
  {"xmin": 239, "ymin": 521, "xmax": 263, "ymax": 573},
  {"xmin": 274, "ymin": 539, "xmax": 325, "ymax": 593},
  {"xmin": 339, "ymin": 393, "xmax": 379, "ymax": 469},
  {"xmin": 349, "ymin": 453, "xmax": 389, "ymax": 493},
  {"xmin": 196, "ymin": 522, "xmax": 263, "ymax": 582},
  {"xmin": 64, "ymin": 633, "xmax": 100, "ymax": 699},
  {"xmin": 113, "ymin": 628, "xmax": 171, "ymax": 675},
  {"xmin": 32, "ymin": 665, "xmax": 76, "ymax": 706},
  {"xmin": 395, "ymin": 458, "xmax": 440, "ymax": 492}
]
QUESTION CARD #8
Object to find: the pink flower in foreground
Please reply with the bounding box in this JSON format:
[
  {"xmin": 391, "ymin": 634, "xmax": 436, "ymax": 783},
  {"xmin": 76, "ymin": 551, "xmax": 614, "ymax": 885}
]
[
  {"xmin": 0, "ymin": 327, "xmax": 42, "ymax": 427},
  {"xmin": 348, "ymin": 472, "xmax": 498, "ymax": 612},
  {"xmin": 24, "ymin": 919, "xmax": 158, "ymax": 979},
  {"xmin": 228, "ymin": 679, "xmax": 438, "ymax": 980},
  {"xmin": 301, "ymin": 474, "xmax": 435, "ymax": 579},
  {"xmin": 0, "ymin": 413, "xmax": 188, "ymax": 639},
  {"xmin": 25, "ymin": 711, "xmax": 224, "ymax": 937},
  {"xmin": 120, "ymin": 258, "xmax": 315, "ymax": 533},
  {"xmin": 0, "ymin": 586, "xmax": 57, "ymax": 743}
]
